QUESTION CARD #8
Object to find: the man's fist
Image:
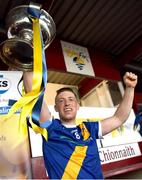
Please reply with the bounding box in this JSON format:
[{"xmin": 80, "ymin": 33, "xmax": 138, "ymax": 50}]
[{"xmin": 123, "ymin": 72, "xmax": 138, "ymax": 88}]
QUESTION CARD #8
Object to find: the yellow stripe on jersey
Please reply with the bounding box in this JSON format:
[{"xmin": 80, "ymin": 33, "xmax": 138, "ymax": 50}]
[
  {"xmin": 79, "ymin": 123, "xmax": 90, "ymax": 140},
  {"xmin": 61, "ymin": 146, "xmax": 87, "ymax": 179}
]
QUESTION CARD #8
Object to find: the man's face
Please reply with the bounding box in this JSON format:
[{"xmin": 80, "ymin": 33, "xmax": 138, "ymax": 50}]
[{"xmin": 55, "ymin": 91, "xmax": 79, "ymax": 124}]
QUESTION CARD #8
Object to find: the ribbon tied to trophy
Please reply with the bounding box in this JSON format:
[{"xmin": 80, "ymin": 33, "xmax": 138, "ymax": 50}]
[{"xmin": 0, "ymin": 3, "xmax": 56, "ymax": 141}]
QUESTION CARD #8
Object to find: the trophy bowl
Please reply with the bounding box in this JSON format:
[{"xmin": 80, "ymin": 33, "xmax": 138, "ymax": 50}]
[{"xmin": 0, "ymin": 3, "xmax": 56, "ymax": 71}]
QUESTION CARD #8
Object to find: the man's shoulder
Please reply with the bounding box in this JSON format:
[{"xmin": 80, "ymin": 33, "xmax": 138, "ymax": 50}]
[
  {"xmin": 81, "ymin": 120, "xmax": 99, "ymax": 131},
  {"xmin": 51, "ymin": 118, "xmax": 62, "ymax": 126},
  {"xmin": 82, "ymin": 120, "xmax": 99, "ymax": 125}
]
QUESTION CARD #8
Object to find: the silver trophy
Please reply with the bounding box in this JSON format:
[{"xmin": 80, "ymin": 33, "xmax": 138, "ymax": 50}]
[{"xmin": 0, "ymin": 3, "xmax": 56, "ymax": 71}]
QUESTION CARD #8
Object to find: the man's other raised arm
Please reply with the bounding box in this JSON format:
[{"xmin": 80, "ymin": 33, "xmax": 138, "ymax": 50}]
[
  {"xmin": 101, "ymin": 72, "xmax": 138, "ymax": 136},
  {"xmin": 23, "ymin": 71, "xmax": 51, "ymax": 123}
]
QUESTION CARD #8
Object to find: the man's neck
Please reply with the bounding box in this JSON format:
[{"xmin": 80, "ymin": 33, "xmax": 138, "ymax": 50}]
[
  {"xmin": 62, "ymin": 123, "xmax": 77, "ymax": 128},
  {"xmin": 61, "ymin": 120, "xmax": 76, "ymax": 128}
]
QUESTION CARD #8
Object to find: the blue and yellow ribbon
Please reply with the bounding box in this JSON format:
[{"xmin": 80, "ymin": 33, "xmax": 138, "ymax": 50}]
[{"xmin": 4, "ymin": 7, "xmax": 48, "ymax": 140}]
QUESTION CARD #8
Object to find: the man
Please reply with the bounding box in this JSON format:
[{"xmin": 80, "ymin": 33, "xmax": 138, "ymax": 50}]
[{"xmin": 24, "ymin": 71, "xmax": 137, "ymax": 179}]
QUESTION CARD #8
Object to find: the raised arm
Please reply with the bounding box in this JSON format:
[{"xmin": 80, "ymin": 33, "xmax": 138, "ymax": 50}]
[
  {"xmin": 23, "ymin": 71, "xmax": 51, "ymax": 123},
  {"xmin": 101, "ymin": 72, "xmax": 138, "ymax": 136}
]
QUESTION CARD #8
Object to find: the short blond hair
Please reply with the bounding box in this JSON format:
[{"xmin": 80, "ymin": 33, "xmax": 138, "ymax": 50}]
[{"xmin": 55, "ymin": 87, "xmax": 80, "ymax": 103}]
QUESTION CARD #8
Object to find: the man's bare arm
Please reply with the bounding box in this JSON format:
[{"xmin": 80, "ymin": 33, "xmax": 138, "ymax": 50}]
[
  {"xmin": 101, "ymin": 72, "xmax": 137, "ymax": 136},
  {"xmin": 23, "ymin": 71, "xmax": 51, "ymax": 123}
]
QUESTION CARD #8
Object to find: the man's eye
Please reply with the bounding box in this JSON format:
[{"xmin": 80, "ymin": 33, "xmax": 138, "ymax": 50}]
[
  {"xmin": 69, "ymin": 98, "xmax": 74, "ymax": 101},
  {"xmin": 58, "ymin": 99, "xmax": 64, "ymax": 103}
]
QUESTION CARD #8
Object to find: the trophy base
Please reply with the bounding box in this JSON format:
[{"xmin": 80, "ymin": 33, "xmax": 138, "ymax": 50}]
[{"xmin": 0, "ymin": 39, "xmax": 33, "ymax": 71}]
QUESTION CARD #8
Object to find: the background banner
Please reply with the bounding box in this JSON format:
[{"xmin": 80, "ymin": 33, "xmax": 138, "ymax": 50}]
[{"xmin": 0, "ymin": 71, "xmax": 32, "ymax": 179}]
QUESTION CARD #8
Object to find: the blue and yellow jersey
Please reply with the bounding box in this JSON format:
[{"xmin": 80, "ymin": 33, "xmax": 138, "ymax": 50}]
[{"xmin": 42, "ymin": 119, "xmax": 103, "ymax": 179}]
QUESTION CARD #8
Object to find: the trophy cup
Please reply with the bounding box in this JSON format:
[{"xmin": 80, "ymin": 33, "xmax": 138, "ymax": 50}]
[{"xmin": 0, "ymin": 3, "xmax": 56, "ymax": 71}]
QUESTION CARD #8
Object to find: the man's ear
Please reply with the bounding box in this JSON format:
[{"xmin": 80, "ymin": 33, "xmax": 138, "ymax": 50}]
[{"xmin": 54, "ymin": 105, "xmax": 58, "ymax": 112}]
